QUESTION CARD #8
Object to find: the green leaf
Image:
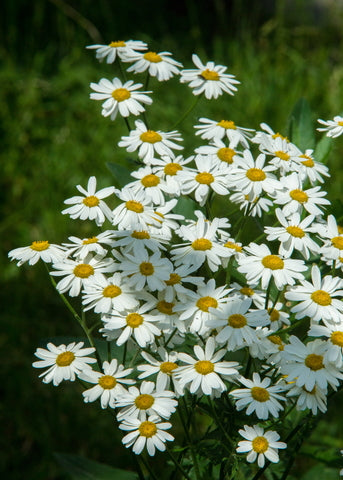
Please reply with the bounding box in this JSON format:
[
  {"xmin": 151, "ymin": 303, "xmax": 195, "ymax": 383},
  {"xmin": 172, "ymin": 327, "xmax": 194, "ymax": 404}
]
[
  {"xmin": 54, "ymin": 452, "xmax": 139, "ymax": 480},
  {"xmin": 288, "ymin": 98, "xmax": 315, "ymax": 151},
  {"xmin": 300, "ymin": 464, "xmax": 339, "ymax": 480},
  {"xmin": 314, "ymin": 134, "xmax": 333, "ymax": 164},
  {"xmin": 173, "ymin": 196, "xmax": 197, "ymax": 220},
  {"xmin": 106, "ymin": 162, "xmax": 134, "ymax": 188}
]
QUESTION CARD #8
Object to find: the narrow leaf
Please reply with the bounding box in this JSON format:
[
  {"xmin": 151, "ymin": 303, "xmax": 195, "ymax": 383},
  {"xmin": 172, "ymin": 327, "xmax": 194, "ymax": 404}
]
[{"xmin": 288, "ymin": 98, "xmax": 315, "ymax": 151}]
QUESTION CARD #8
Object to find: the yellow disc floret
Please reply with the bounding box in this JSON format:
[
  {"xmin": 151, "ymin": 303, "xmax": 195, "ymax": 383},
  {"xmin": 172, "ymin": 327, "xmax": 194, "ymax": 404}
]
[
  {"xmin": 135, "ymin": 394, "xmax": 155, "ymax": 410},
  {"xmin": 192, "ymin": 238, "xmax": 212, "ymax": 250},
  {"xmin": 56, "ymin": 351, "xmax": 75, "ymax": 367},
  {"xmin": 144, "ymin": 51, "xmax": 162, "ymax": 63},
  {"xmin": 165, "ymin": 273, "xmax": 181, "ymax": 286},
  {"xmin": 141, "ymin": 174, "xmax": 160, "ymax": 187},
  {"xmin": 164, "ymin": 163, "xmax": 182, "ymax": 175},
  {"xmin": 330, "ymin": 331, "xmax": 343, "ymax": 347},
  {"xmin": 194, "ymin": 360, "xmax": 215, "ymax": 375},
  {"xmin": 98, "ymin": 375, "xmax": 117, "ymax": 389},
  {"xmin": 251, "ymin": 386, "xmax": 270, "ymax": 402},
  {"xmin": 240, "ymin": 287, "xmax": 255, "ymax": 296},
  {"xmin": 30, "ymin": 240, "xmax": 50, "ymax": 251},
  {"xmin": 103, "ymin": 285, "xmax": 122, "ymax": 298},
  {"xmin": 126, "ymin": 200, "xmax": 144, "ymax": 213},
  {"xmin": 252, "ymin": 436, "xmax": 269, "ymax": 453},
  {"xmin": 274, "ymin": 151, "xmax": 290, "ymax": 161},
  {"xmin": 140, "ymin": 130, "xmax": 162, "ymax": 143},
  {"xmin": 217, "ymin": 147, "xmax": 236, "ymax": 164},
  {"xmin": 83, "ymin": 237, "xmax": 98, "ymax": 245},
  {"xmin": 196, "ymin": 296, "xmax": 218, "ymax": 312},
  {"xmin": 300, "ymin": 154, "xmax": 314, "ymax": 168},
  {"xmin": 201, "ymin": 69, "xmax": 219, "ymax": 81},
  {"xmin": 217, "ymin": 120, "xmax": 236, "ymax": 130},
  {"xmin": 139, "ymin": 262, "xmax": 154, "ymax": 276},
  {"xmin": 83, "ymin": 195, "xmax": 100, "ymax": 207},
  {"xmin": 310, "ymin": 290, "xmax": 331, "ymax": 306},
  {"xmin": 109, "ymin": 41, "xmax": 126, "ymax": 47},
  {"xmin": 195, "ymin": 172, "xmax": 214, "ymax": 185},
  {"xmin": 126, "ymin": 313, "xmax": 144, "ymax": 328},
  {"xmin": 73, "ymin": 264, "xmax": 94, "ymax": 278},
  {"xmin": 139, "ymin": 421, "xmax": 157, "ymax": 438},
  {"xmin": 224, "ymin": 241, "xmax": 242, "ymax": 252},
  {"xmin": 131, "ymin": 230, "xmax": 150, "ymax": 239},
  {"xmin": 289, "ymin": 189, "xmax": 308, "ymax": 203},
  {"xmin": 160, "ymin": 361, "xmax": 178, "ymax": 374},
  {"xmin": 286, "ymin": 226, "xmax": 305, "ymax": 238},
  {"xmin": 157, "ymin": 300, "xmax": 174, "ymax": 315},
  {"xmin": 228, "ymin": 313, "xmax": 247, "ymax": 328},
  {"xmin": 305, "ymin": 353, "xmax": 324, "ymax": 371},
  {"xmin": 111, "ymin": 88, "xmax": 131, "ymax": 102},
  {"xmin": 246, "ymin": 168, "xmax": 266, "ymax": 182},
  {"xmin": 331, "ymin": 236, "xmax": 343, "ymax": 250},
  {"xmin": 261, "ymin": 255, "xmax": 284, "ymax": 270}
]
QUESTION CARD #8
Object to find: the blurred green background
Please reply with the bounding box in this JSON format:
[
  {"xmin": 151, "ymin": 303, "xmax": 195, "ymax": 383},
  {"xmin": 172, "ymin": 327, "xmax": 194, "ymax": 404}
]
[{"xmin": 1, "ymin": 0, "xmax": 343, "ymax": 478}]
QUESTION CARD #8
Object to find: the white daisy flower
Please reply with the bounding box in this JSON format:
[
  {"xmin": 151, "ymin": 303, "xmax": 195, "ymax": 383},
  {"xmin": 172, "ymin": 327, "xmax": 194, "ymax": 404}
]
[
  {"xmin": 319, "ymin": 214, "xmax": 343, "ymax": 261},
  {"xmin": 81, "ymin": 272, "xmax": 139, "ymax": 314},
  {"xmin": 90, "ymin": 78, "xmax": 152, "ymax": 120},
  {"xmin": 124, "ymin": 50, "xmax": 183, "ymax": 81},
  {"xmin": 126, "ymin": 166, "xmax": 175, "ymax": 205},
  {"xmin": 229, "ymin": 282, "xmax": 266, "ymax": 309},
  {"xmin": 266, "ymin": 301, "xmax": 290, "ymax": 331},
  {"xmin": 285, "ymin": 264, "xmax": 343, "ymax": 324},
  {"xmin": 79, "ymin": 359, "xmax": 135, "ymax": 409},
  {"xmin": 265, "ymin": 209, "xmax": 319, "ymax": 260},
  {"xmin": 194, "ymin": 117, "xmax": 254, "ymax": 147},
  {"xmin": 162, "ymin": 264, "xmax": 204, "ymax": 303},
  {"xmin": 252, "ymin": 122, "xmax": 290, "ymax": 145},
  {"xmin": 230, "ymin": 373, "xmax": 286, "ymax": 420},
  {"xmin": 116, "ymin": 381, "xmax": 177, "ymax": 421},
  {"xmin": 32, "ymin": 342, "xmax": 96, "ymax": 386},
  {"xmin": 280, "ymin": 336, "xmax": 343, "ymax": 390},
  {"xmin": 237, "ymin": 242, "xmax": 307, "ymax": 290},
  {"xmin": 111, "ymin": 226, "xmax": 168, "ymax": 256},
  {"xmin": 101, "ymin": 302, "xmax": 162, "ymax": 348},
  {"xmin": 229, "ymin": 192, "xmax": 273, "ymax": 217},
  {"xmin": 195, "ymin": 138, "xmax": 242, "ymax": 167},
  {"xmin": 150, "ymin": 155, "xmax": 194, "ymax": 195},
  {"xmin": 119, "ymin": 414, "xmax": 174, "ymax": 456},
  {"xmin": 273, "ymin": 173, "xmax": 330, "ymax": 217},
  {"xmin": 308, "ymin": 323, "xmax": 343, "ymax": 366},
  {"xmin": 178, "ymin": 154, "xmax": 231, "ymax": 206},
  {"xmin": 118, "ymin": 120, "xmax": 183, "ymax": 163},
  {"xmin": 8, "ymin": 240, "xmax": 65, "ymax": 267},
  {"xmin": 258, "ymin": 134, "xmax": 302, "ymax": 174},
  {"xmin": 317, "ymin": 115, "xmax": 343, "ymax": 138},
  {"xmin": 137, "ymin": 348, "xmax": 183, "ymax": 394},
  {"xmin": 62, "ymin": 231, "xmax": 115, "ymax": 259},
  {"xmin": 50, "ymin": 254, "xmax": 116, "ymax": 297},
  {"xmin": 62, "ymin": 176, "xmax": 114, "ymax": 226},
  {"xmin": 180, "ymin": 54, "xmax": 240, "ymax": 99},
  {"xmin": 149, "ymin": 199, "xmax": 185, "ymax": 240},
  {"xmin": 207, "ymin": 298, "xmax": 269, "ymax": 350},
  {"xmin": 286, "ymin": 383, "xmax": 327, "ymax": 414},
  {"xmin": 86, "ymin": 39, "xmax": 147, "ymax": 63},
  {"xmin": 237, "ymin": 425, "xmax": 286, "ymax": 468},
  {"xmin": 297, "ymin": 150, "xmax": 330, "ymax": 185},
  {"xmin": 175, "ymin": 337, "xmax": 239, "ymax": 396}
]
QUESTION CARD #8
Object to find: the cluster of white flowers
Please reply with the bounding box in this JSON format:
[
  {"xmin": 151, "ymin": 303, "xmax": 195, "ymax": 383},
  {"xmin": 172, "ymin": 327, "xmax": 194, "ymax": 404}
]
[{"xmin": 9, "ymin": 38, "xmax": 343, "ymax": 476}]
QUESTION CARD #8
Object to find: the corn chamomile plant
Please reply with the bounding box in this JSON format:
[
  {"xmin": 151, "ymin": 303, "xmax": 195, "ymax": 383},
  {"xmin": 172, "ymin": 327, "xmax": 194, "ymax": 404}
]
[{"xmin": 9, "ymin": 38, "xmax": 343, "ymax": 480}]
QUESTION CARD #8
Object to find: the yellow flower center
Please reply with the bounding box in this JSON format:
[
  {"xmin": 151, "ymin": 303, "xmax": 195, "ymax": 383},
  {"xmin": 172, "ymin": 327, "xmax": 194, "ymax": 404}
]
[
  {"xmin": 126, "ymin": 200, "xmax": 144, "ymax": 213},
  {"xmin": 224, "ymin": 241, "xmax": 242, "ymax": 252},
  {"xmin": 261, "ymin": 255, "xmax": 284, "ymax": 270},
  {"xmin": 98, "ymin": 375, "xmax": 117, "ymax": 389},
  {"xmin": 272, "ymin": 132, "xmax": 289, "ymax": 141},
  {"xmin": 109, "ymin": 40, "xmax": 126, "ymax": 47},
  {"xmin": 274, "ymin": 150, "xmax": 290, "ymax": 161},
  {"xmin": 126, "ymin": 313, "xmax": 144, "ymax": 328},
  {"xmin": 300, "ymin": 154, "xmax": 314, "ymax": 168},
  {"xmin": 140, "ymin": 130, "xmax": 162, "ymax": 143},
  {"xmin": 83, "ymin": 237, "xmax": 98, "ymax": 244},
  {"xmin": 305, "ymin": 353, "xmax": 324, "ymax": 371},
  {"xmin": 139, "ymin": 261, "xmax": 154, "ymax": 276},
  {"xmin": 30, "ymin": 240, "xmax": 50, "ymax": 251},
  {"xmin": 201, "ymin": 69, "xmax": 219, "ymax": 81},
  {"xmin": 139, "ymin": 421, "xmax": 157, "ymax": 438},
  {"xmin": 131, "ymin": 230, "xmax": 150, "ymax": 239},
  {"xmin": 217, "ymin": 147, "xmax": 236, "ymax": 164},
  {"xmin": 164, "ymin": 163, "xmax": 182, "ymax": 176},
  {"xmin": 246, "ymin": 168, "xmax": 266, "ymax": 181},
  {"xmin": 194, "ymin": 360, "xmax": 215, "ymax": 375},
  {"xmin": 73, "ymin": 264, "xmax": 94, "ymax": 278},
  {"xmin": 195, "ymin": 172, "xmax": 214, "ymax": 185},
  {"xmin": 157, "ymin": 300, "xmax": 174, "ymax": 315},
  {"xmin": 103, "ymin": 285, "xmax": 122, "ymax": 298},
  {"xmin": 143, "ymin": 51, "xmax": 162, "ymax": 63},
  {"xmin": 289, "ymin": 189, "xmax": 308, "ymax": 203},
  {"xmin": 83, "ymin": 195, "xmax": 99, "ymax": 207},
  {"xmin": 217, "ymin": 120, "xmax": 236, "ymax": 130},
  {"xmin": 135, "ymin": 394, "xmax": 155, "ymax": 409},
  {"xmin": 228, "ymin": 313, "xmax": 247, "ymax": 328},
  {"xmin": 165, "ymin": 273, "xmax": 181, "ymax": 286},
  {"xmin": 240, "ymin": 287, "xmax": 255, "ymax": 296},
  {"xmin": 268, "ymin": 308, "xmax": 280, "ymax": 322},
  {"xmin": 141, "ymin": 174, "xmax": 160, "ymax": 187},
  {"xmin": 286, "ymin": 226, "xmax": 305, "ymax": 238},
  {"xmin": 160, "ymin": 361, "xmax": 178, "ymax": 374},
  {"xmin": 111, "ymin": 88, "xmax": 131, "ymax": 102},
  {"xmin": 310, "ymin": 290, "xmax": 331, "ymax": 306},
  {"xmin": 330, "ymin": 331, "xmax": 343, "ymax": 347},
  {"xmin": 192, "ymin": 238, "xmax": 212, "ymax": 250},
  {"xmin": 251, "ymin": 386, "xmax": 270, "ymax": 402},
  {"xmin": 252, "ymin": 436, "xmax": 269, "ymax": 453},
  {"xmin": 196, "ymin": 296, "xmax": 218, "ymax": 312},
  {"xmin": 268, "ymin": 335, "xmax": 283, "ymax": 349},
  {"xmin": 338, "ymin": 121, "xmax": 343, "ymax": 126},
  {"xmin": 56, "ymin": 351, "xmax": 75, "ymax": 367},
  {"xmin": 331, "ymin": 236, "xmax": 343, "ymax": 250}
]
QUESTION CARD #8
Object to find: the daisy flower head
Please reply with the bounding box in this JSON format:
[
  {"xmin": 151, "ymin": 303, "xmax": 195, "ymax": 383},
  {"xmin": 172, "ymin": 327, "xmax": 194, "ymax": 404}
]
[
  {"xmin": 178, "ymin": 154, "xmax": 231, "ymax": 206},
  {"xmin": 90, "ymin": 78, "xmax": 152, "ymax": 121},
  {"xmin": 111, "ymin": 226, "xmax": 168, "ymax": 257},
  {"xmin": 195, "ymin": 137, "xmax": 242, "ymax": 168},
  {"xmin": 286, "ymin": 383, "xmax": 327, "ymax": 415},
  {"xmin": 237, "ymin": 243, "xmax": 307, "ymax": 290},
  {"xmin": 118, "ymin": 120, "xmax": 183, "ymax": 164},
  {"xmin": 237, "ymin": 425, "xmax": 286, "ymax": 468},
  {"xmin": 230, "ymin": 282, "xmax": 266, "ymax": 309},
  {"xmin": 149, "ymin": 154, "xmax": 194, "ymax": 195},
  {"xmin": 50, "ymin": 254, "xmax": 116, "ymax": 297},
  {"xmin": 285, "ymin": 264, "xmax": 343, "ymax": 324},
  {"xmin": 62, "ymin": 231, "xmax": 115, "ymax": 260},
  {"xmin": 116, "ymin": 381, "xmax": 177, "ymax": 421},
  {"xmin": 126, "ymin": 165, "xmax": 175, "ymax": 205},
  {"xmin": 62, "ymin": 176, "xmax": 114, "ymax": 226},
  {"xmin": 194, "ymin": 117, "xmax": 254, "ymax": 147},
  {"xmin": 86, "ymin": 39, "xmax": 147, "ymax": 63},
  {"xmin": 119, "ymin": 414, "xmax": 174, "ymax": 456},
  {"xmin": 297, "ymin": 150, "xmax": 330, "ymax": 185},
  {"xmin": 230, "ymin": 373, "xmax": 286, "ymax": 420},
  {"xmin": 8, "ymin": 240, "xmax": 65, "ymax": 267},
  {"xmin": 137, "ymin": 348, "xmax": 183, "ymax": 394},
  {"xmin": 317, "ymin": 115, "xmax": 343, "ymax": 138},
  {"xmin": 319, "ymin": 214, "xmax": 343, "ymax": 262},
  {"xmin": 258, "ymin": 134, "xmax": 302, "ymax": 174},
  {"xmin": 32, "ymin": 342, "xmax": 96, "ymax": 386},
  {"xmin": 308, "ymin": 323, "xmax": 343, "ymax": 366},
  {"xmin": 230, "ymin": 192, "xmax": 273, "ymax": 217},
  {"xmin": 265, "ymin": 209, "xmax": 319, "ymax": 260},
  {"xmin": 175, "ymin": 337, "xmax": 240, "ymax": 396},
  {"xmin": 180, "ymin": 54, "xmax": 240, "ymax": 99},
  {"xmin": 281, "ymin": 336, "xmax": 343, "ymax": 391},
  {"xmin": 266, "ymin": 301, "xmax": 290, "ymax": 331},
  {"xmin": 124, "ymin": 50, "xmax": 183, "ymax": 81},
  {"xmin": 252, "ymin": 122, "xmax": 290, "ymax": 146},
  {"xmin": 79, "ymin": 359, "xmax": 135, "ymax": 409},
  {"xmin": 162, "ymin": 264, "xmax": 204, "ymax": 303},
  {"xmin": 149, "ymin": 199, "xmax": 185, "ymax": 240}
]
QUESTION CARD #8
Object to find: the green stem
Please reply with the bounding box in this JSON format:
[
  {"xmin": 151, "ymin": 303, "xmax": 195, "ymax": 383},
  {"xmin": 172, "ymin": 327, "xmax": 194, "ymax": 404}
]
[
  {"xmin": 140, "ymin": 454, "xmax": 159, "ymax": 480},
  {"xmin": 123, "ymin": 116, "xmax": 132, "ymax": 132},
  {"xmin": 208, "ymin": 398, "xmax": 233, "ymax": 452},
  {"xmin": 178, "ymin": 398, "xmax": 201, "ymax": 480},
  {"xmin": 171, "ymin": 94, "xmax": 202, "ymax": 130},
  {"xmin": 165, "ymin": 445, "xmax": 192, "ymax": 480}
]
